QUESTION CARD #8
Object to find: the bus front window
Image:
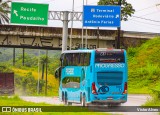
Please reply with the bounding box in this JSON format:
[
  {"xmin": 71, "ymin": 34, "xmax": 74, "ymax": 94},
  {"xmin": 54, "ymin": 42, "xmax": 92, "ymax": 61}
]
[{"xmin": 95, "ymin": 51, "xmax": 125, "ymax": 63}]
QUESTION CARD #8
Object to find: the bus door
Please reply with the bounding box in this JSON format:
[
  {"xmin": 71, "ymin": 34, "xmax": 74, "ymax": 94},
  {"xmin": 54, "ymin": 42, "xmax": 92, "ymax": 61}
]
[{"xmin": 62, "ymin": 53, "xmax": 82, "ymax": 102}]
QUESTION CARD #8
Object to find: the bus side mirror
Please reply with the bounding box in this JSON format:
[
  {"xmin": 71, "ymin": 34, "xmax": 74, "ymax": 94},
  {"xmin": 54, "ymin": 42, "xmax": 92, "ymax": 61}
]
[{"xmin": 55, "ymin": 67, "xmax": 61, "ymax": 78}]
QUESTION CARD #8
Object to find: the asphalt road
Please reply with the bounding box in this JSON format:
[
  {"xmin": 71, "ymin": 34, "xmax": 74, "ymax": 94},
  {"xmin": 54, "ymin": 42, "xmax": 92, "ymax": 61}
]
[{"xmin": 20, "ymin": 95, "xmax": 159, "ymax": 115}]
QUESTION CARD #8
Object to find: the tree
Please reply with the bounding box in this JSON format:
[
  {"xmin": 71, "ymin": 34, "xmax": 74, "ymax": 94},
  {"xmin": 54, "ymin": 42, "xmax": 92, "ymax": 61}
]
[
  {"xmin": 98, "ymin": 0, "xmax": 135, "ymax": 21},
  {"xmin": 0, "ymin": 0, "xmax": 10, "ymax": 24},
  {"xmin": 40, "ymin": 55, "xmax": 49, "ymax": 80}
]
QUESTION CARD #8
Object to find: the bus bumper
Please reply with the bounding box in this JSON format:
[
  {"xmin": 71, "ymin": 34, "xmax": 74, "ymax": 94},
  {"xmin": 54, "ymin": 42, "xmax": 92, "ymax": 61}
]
[
  {"xmin": 91, "ymin": 94, "xmax": 127, "ymax": 104},
  {"xmin": 92, "ymin": 99, "xmax": 126, "ymax": 104}
]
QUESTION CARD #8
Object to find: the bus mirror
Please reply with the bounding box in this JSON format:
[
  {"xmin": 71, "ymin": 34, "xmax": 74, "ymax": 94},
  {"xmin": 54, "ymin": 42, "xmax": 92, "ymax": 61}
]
[
  {"xmin": 55, "ymin": 67, "xmax": 61, "ymax": 78},
  {"xmin": 60, "ymin": 54, "xmax": 64, "ymax": 61}
]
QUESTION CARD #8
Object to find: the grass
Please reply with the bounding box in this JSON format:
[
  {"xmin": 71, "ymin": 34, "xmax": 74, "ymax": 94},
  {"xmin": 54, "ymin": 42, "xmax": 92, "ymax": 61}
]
[
  {"xmin": 127, "ymin": 37, "xmax": 160, "ymax": 94},
  {"xmin": 0, "ymin": 96, "xmax": 110, "ymax": 115},
  {"xmin": 143, "ymin": 97, "xmax": 160, "ymax": 106},
  {"xmin": 0, "ymin": 96, "xmax": 51, "ymax": 106},
  {"xmin": 127, "ymin": 37, "xmax": 160, "ymax": 106}
]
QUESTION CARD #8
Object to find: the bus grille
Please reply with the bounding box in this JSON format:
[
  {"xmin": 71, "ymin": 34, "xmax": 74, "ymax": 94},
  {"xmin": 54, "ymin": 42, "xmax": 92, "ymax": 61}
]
[{"xmin": 97, "ymin": 72, "xmax": 123, "ymax": 86}]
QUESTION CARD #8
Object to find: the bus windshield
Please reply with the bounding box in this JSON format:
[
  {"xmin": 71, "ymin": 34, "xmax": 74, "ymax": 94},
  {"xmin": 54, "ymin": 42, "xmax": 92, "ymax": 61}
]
[{"xmin": 95, "ymin": 51, "xmax": 124, "ymax": 63}]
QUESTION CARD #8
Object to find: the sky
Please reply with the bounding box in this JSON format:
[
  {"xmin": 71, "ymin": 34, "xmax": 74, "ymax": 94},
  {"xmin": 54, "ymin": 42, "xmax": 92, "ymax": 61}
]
[{"xmin": 4, "ymin": 0, "xmax": 160, "ymax": 33}]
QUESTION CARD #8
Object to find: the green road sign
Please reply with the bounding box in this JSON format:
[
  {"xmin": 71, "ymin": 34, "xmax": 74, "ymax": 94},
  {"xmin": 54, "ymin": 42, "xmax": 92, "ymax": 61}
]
[{"xmin": 11, "ymin": 2, "xmax": 49, "ymax": 26}]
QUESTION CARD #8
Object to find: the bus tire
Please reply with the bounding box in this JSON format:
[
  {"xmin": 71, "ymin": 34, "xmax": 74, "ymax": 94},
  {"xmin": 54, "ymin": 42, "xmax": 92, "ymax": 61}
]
[
  {"xmin": 68, "ymin": 102, "xmax": 72, "ymax": 106},
  {"xmin": 81, "ymin": 94, "xmax": 86, "ymax": 107},
  {"xmin": 64, "ymin": 92, "xmax": 68, "ymax": 105},
  {"xmin": 62, "ymin": 92, "xmax": 64, "ymax": 102},
  {"xmin": 109, "ymin": 103, "xmax": 121, "ymax": 107},
  {"xmin": 113, "ymin": 103, "xmax": 121, "ymax": 106}
]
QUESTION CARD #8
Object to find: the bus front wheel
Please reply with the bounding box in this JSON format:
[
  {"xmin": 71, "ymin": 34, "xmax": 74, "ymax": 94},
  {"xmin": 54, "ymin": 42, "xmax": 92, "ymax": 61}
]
[
  {"xmin": 62, "ymin": 92, "xmax": 65, "ymax": 102},
  {"xmin": 64, "ymin": 93, "xmax": 68, "ymax": 105},
  {"xmin": 81, "ymin": 94, "xmax": 86, "ymax": 107}
]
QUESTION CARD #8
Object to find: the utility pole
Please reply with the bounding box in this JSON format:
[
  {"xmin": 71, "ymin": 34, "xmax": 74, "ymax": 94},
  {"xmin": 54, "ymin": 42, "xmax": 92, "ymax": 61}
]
[
  {"xmin": 62, "ymin": 11, "xmax": 69, "ymax": 52},
  {"xmin": 13, "ymin": 48, "xmax": 15, "ymax": 66},
  {"xmin": 97, "ymin": 27, "xmax": 100, "ymax": 48},
  {"xmin": 45, "ymin": 50, "xmax": 48, "ymax": 96},
  {"xmin": 116, "ymin": 0, "xmax": 121, "ymax": 49},
  {"xmin": 85, "ymin": 0, "xmax": 88, "ymax": 49},
  {"xmin": 81, "ymin": 0, "xmax": 85, "ymax": 49},
  {"xmin": 70, "ymin": 0, "xmax": 75, "ymax": 50},
  {"xmin": 22, "ymin": 48, "xmax": 25, "ymax": 66},
  {"xmin": 48, "ymin": 11, "xmax": 82, "ymax": 51},
  {"xmin": 37, "ymin": 50, "xmax": 40, "ymax": 95}
]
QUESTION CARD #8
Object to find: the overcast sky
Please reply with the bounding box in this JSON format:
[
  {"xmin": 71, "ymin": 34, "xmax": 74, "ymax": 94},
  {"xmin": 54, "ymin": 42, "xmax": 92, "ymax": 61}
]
[{"xmin": 7, "ymin": 0, "xmax": 160, "ymax": 33}]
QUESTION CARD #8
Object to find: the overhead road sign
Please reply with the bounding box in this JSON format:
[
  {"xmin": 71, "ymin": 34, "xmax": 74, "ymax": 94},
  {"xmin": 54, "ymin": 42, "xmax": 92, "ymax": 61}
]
[
  {"xmin": 10, "ymin": 2, "xmax": 49, "ymax": 26},
  {"xmin": 83, "ymin": 5, "xmax": 121, "ymax": 27}
]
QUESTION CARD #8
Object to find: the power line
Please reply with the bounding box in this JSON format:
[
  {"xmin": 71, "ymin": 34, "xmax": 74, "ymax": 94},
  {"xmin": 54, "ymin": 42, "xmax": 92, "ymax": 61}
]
[
  {"xmin": 135, "ymin": 5, "xmax": 156, "ymax": 12},
  {"xmin": 130, "ymin": 19, "xmax": 160, "ymax": 27},
  {"xmin": 132, "ymin": 16, "xmax": 160, "ymax": 23},
  {"xmin": 129, "ymin": 21, "xmax": 160, "ymax": 31},
  {"xmin": 139, "ymin": 10, "xmax": 160, "ymax": 17}
]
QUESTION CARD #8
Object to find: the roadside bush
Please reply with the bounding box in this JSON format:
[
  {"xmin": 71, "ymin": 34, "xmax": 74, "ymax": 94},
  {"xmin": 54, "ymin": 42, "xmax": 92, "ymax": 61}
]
[{"xmin": 15, "ymin": 72, "xmax": 46, "ymax": 95}]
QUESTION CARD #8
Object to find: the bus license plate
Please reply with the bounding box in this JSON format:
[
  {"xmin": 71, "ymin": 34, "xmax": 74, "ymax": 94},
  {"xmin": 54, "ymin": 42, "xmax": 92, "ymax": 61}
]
[{"xmin": 107, "ymin": 97, "xmax": 113, "ymax": 100}]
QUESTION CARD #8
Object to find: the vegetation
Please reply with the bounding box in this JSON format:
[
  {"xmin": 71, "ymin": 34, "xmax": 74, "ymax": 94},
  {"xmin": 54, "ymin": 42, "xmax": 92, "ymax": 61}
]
[
  {"xmin": 0, "ymin": 49, "xmax": 60, "ymax": 96},
  {"xmin": 127, "ymin": 37, "xmax": 160, "ymax": 94},
  {"xmin": 127, "ymin": 37, "xmax": 160, "ymax": 105},
  {"xmin": 98, "ymin": 0, "xmax": 135, "ymax": 21},
  {"xmin": 0, "ymin": 96, "xmax": 51, "ymax": 106},
  {"xmin": 143, "ymin": 93, "xmax": 160, "ymax": 106},
  {"xmin": 15, "ymin": 73, "xmax": 46, "ymax": 95}
]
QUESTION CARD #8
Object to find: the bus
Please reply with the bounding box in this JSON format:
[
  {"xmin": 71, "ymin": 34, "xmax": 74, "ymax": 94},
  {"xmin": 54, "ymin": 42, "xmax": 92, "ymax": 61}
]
[{"xmin": 55, "ymin": 48, "xmax": 128, "ymax": 106}]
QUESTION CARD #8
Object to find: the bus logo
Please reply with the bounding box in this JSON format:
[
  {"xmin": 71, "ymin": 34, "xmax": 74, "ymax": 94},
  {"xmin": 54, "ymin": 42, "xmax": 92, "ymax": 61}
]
[
  {"xmin": 66, "ymin": 68, "xmax": 74, "ymax": 75},
  {"xmin": 98, "ymin": 86, "xmax": 109, "ymax": 94},
  {"xmin": 95, "ymin": 63, "xmax": 124, "ymax": 68}
]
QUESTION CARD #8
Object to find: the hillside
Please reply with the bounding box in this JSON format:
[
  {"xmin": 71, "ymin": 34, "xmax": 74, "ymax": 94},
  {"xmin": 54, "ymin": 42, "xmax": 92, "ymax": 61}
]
[{"xmin": 127, "ymin": 37, "xmax": 160, "ymax": 94}]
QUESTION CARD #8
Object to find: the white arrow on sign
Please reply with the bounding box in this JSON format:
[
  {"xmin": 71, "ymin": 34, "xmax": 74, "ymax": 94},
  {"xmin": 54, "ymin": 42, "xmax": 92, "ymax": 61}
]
[
  {"xmin": 115, "ymin": 14, "xmax": 119, "ymax": 18},
  {"xmin": 13, "ymin": 10, "xmax": 18, "ymax": 16}
]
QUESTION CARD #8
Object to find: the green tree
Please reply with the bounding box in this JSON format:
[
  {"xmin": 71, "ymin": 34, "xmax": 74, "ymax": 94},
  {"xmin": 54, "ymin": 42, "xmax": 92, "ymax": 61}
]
[
  {"xmin": 0, "ymin": 0, "xmax": 10, "ymax": 24},
  {"xmin": 40, "ymin": 55, "xmax": 49, "ymax": 80},
  {"xmin": 98, "ymin": 0, "xmax": 135, "ymax": 21}
]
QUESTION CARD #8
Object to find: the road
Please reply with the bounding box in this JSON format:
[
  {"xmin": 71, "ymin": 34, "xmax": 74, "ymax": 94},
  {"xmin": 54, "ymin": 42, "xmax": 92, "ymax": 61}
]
[{"xmin": 20, "ymin": 95, "xmax": 159, "ymax": 115}]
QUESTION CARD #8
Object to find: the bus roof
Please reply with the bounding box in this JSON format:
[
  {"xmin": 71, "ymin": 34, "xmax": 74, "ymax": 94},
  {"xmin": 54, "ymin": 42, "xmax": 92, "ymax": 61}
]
[
  {"xmin": 62, "ymin": 49, "xmax": 126, "ymax": 54},
  {"xmin": 62, "ymin": 49, "xmax": 94, "ymax": 54},
  {"xmin": 96, "ymin": 48, "xmax": 125, "ymax": 52}
]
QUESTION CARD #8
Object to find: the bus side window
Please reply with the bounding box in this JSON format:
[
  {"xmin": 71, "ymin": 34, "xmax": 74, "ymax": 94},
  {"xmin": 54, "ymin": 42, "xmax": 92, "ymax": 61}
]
[
  {"xmin": 84, "ymin": 53, "xmax": 91, "ymax": 66},
  {"xmin": 73, "ymin": 53, "xmax": 80, "ymax": 66},
  {"xmin": 63, "ymin": 54, "xmax": 67, "ymax": 66},
  {"xmin": 77, "ymin": 53, "xmax": 81, "ymax": 66},
  {"xmin": 64, "ymin": 53, "xmax": 72, "ymax": 66},
  {"xmin": 72, "ymin": 53, "xmax": 76, "ymax": 66},
  {"xmin": 80, "ymin": 53, "xmax": 84, "ymax": 66}
]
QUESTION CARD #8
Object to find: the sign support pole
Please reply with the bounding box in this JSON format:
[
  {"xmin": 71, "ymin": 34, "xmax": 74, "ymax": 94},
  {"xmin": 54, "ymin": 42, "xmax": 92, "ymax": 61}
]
[
  {"xmin": 117, "ymin": 0, "xmax": 121, "ymax": 49},
  {"xmin": 62, "ymin": 11, "xmax": 69, "ymax": 52},
  {"xmin": 13, "ymin": 48, "xmax": 15, "ymax": 66}
]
